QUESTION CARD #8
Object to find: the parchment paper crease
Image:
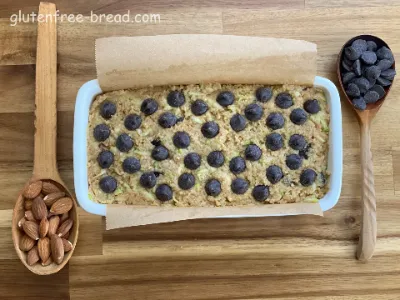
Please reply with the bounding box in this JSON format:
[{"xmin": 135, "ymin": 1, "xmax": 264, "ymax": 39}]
[{"xmin": 94, "ymin": 34, "xmax": 323, "ymax": 229}]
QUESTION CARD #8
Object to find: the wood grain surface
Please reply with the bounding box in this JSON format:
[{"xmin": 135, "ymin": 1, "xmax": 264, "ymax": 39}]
[{"xmin": 0, "ymin": 0, "xmax": 399, "ymax": 299}]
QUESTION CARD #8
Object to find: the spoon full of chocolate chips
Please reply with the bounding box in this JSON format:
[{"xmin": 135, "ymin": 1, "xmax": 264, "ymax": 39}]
[{"xmin": 337, "ymin": 35, "xmax": 396, "ymax": 261}]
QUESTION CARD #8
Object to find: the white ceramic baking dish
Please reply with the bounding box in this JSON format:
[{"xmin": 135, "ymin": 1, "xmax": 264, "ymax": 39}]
[{"xmin": 73, "ymin": 76, "xmax": 342, "ymax": 216}]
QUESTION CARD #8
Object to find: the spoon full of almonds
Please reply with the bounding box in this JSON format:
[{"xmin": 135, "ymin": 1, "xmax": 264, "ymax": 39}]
[{"xmin": 11, "ymin": 2, "xmax": 79, "ymax": 275}]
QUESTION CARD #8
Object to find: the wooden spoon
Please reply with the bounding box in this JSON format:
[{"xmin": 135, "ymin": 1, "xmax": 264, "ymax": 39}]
[
  {"xmin": 11, "ymin": 2, "xmax": 79, "ymax": 275},
  {"xmin": 337, "ymin": 35, "xmax": 395, "ymax": 261}
]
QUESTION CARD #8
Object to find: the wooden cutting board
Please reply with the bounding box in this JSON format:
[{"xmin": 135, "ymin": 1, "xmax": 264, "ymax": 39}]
[{"xmin": 0, "ymin": 0, "xmax": 399, "ymax": 299}]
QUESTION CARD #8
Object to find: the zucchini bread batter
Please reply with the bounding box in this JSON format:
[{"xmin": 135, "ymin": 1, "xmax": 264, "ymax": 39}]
[{"xmin": 87, "ymin": 83, "xmax": 330, "ymax": 207}]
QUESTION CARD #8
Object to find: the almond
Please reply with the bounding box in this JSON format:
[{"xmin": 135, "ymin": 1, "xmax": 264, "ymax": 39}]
[
  {"xmin": 38, "ymin": 237, "xmax": 51, "ymax": 262},
  {"xmin": 27, "ymin": 246, "xmax": 40, "ymax": 266},
  {"xmin": 24, "ymin": 210, "xmax": 35, "ymax": 222},
  {"xmin": 57, "ymin": 219, "xmax": 73, "ymax": 237},
  {"xmin": 22, "ymin": 221, "xmax": 39, "ymax": 240},
  {"xmin": 50, "ymin": 234, "xmax": 64, "ymax": 265},
  {"xmin": 43, "ymin": 192, "xmax": 65, "ymax": 207},
  {"xmin": 48, "ymin": 215, "xmax": 60, "ymax": 236},
  {"xmin": 60, "ymin": 212, "xmax": 69, "ymax": 223},
  {"xmin": 63, "ymin": 231, "xmax": 70, "ymax": 240},
  {"xmin": 41, "ymin": 256, "xmax": 53, "ymax": 266},
  {"xmin": 19, "ymin": 234, "xmax": 35, "ymax": 251},
  {"xmin": 32, "ymin": 196, "xmax": 47, "ymax": 220},
  {"xmin": 23, "ymin": 181, "xmax": 43, "ymax": 199},
  {"xmin": 50, "ymin": 197, "xmax": 73, "ymax": 215},
  {"xmin": 39, "ymin": 217, "xmax": 49, "ymax": 238},
  {"xmin": 42, "ymin": 181, "xmax": 61, "ymax": 194},
  {"xmin": 24, "ymin": 199, "xmax": 33, "ymax": 210},
  {"xmin": 61, "ymin": 238, "xmax": 73, "ymax": 252},
  {"xmin": 18, "ymin": 217, "xmax": 26, "ymax": 229}
]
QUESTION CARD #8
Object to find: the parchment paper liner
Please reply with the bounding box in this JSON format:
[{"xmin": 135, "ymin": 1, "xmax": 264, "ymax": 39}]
[{"xmin": 94, "ymin": 34, "xmax": 322, "ymax": 229}]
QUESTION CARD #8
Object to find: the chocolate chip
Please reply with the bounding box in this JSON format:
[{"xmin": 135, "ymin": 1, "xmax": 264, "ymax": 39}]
[
  {"xmin": 352, "ymin": 77, "xmax": 370, "ymax": 94},
  {"xmin": 352, "ymin": 59, "xmax": 362, "ymax": 76},
  {"xmin": 376, "ymin": 59, "xmax": 393, "ymax": 71},
  {"xmin": 345, "ymin": 83, "xmax": 360, "ymax": 98},
  {"xmin": 366, "ymin": 41, "xmax": 377, "ymax": 52},
  {"xmin": 344, "ymin": 46, "xmax": 362, "ymax": 61},
  {"xmin": 381, "ymin": 69, "xmax": 396, "ymax": 81},
  {"xmin": 365, "ymin": 66, "xmax": 381, "ymax": 81},
  {"xmin": 360, "ymin": 51, "xmax": 377, "ymax": 65},
  {"xmin": 376, "ymin": 46, "xmax": 394, "ymax": 62},
  {"xmin": 370, "ymin": 85, "xmax": 385, "ymax": 99},
  {"xmin": 376, "ymin": 76, "xmax": 392, "ymax": 87},
  {"xmin": 342, "ymin": 60, "xmax": 352, "ymax": 72},
  {"xmin": 352, "ymin": 97, "xmax": 366, "ymax": 111},
  {"xmin": 364, "ymin": 91, "xmax": 380, "ymax": 104},
  {"xmin": 351, "ymin": 39, "xmax": 367, "ymax": 52},
  {"xmin": 342, "ymin": 72, "xmax": 356, "ymax": 84}
]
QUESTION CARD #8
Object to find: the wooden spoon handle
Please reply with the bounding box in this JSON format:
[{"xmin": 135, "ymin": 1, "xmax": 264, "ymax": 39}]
[
  {"xmin": 356, "ymin": 122, "xmax": 377, "ymax": 261},
  {"xmin": 33, "ymin": 2, "xmax": 59, "ymax": 179}
]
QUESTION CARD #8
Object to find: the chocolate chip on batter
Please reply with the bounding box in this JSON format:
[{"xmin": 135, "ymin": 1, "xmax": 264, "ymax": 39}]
[
  {"xmin": 97, "ymin": 150, "xmax": 114, "ymax": 169},
  {"xmin": 300, "ymin": 169, "xmax": 317, "ymax": 186},
  {"xmin": 141, "ymin": 98, "xmax": 158, "ymax": 116},
  {"xmin": 229, "ymin": 156, "xmax": 246, "ymax": 174},
  {"xmin": 255, "ymin": 87, "xmax": 273, "ymax": 102},
  {"xmin": 266, "ymin": 112, "xmax": 285, "ymax": 130},
  {"xmin": 245, "ymin": 144, "xmax": 262, "ymax": 161},
  {"xmin": 216, "ymin": 91, "xmax": 235, "ymax": 107},
  {"xmin": 99, "ymin": 176, "xmax": 117, "ymax": 193},
  {"xmin": 275, "ymin": 93, "xmax": 293, "ymax": 109},
  {"xmin": 158, "ymin": 112, "xmax": 177, "ymax": 128},
  {"xmin": 266, "ymin": 165, "xmax": 283, "ymax": 184},
  {"xmin": 266, "ymin": 133, "xmax": 284, "ymax": 151},
  {"xmin": 230, "ymin": 114, "xmax": 247, "ymax": 132},
  {"xmin": 184, "ymin": 152, "xmax": 201, "ymax": 170},
  {"xmin": 100, "ymin": 101, "xmax": 116, "ymax": 119},
  {"xmin": 167, "ymin": 90, "xmax": 185, "ymax": 107},
  {"xmin": 124, "ymin": 114, "xmax": 142, "ymax": 130},
  {"xmin": 290, "ymin": 108, "xmax": 308, "ymax": 125},
  {"xmin": 244, "ymin": 103, "xmax": 264, "ymax": 121},
  {"xmin": 303, "ymin": 99, "xmax": 321, "ymax": 114},
  {"xmin": 178, "ymin": 173, "xmax": 196, "ymax": 190},
  {"xmin": 285, "ymin": 154, "xmax": 303, "ymax": 170},
  {"xmin": 93, "ymin": 124, "xmax": 110, "ymax": 142},
  {"xmin": 155, "ymin": 184, "xmax": 173, "ymax": 201},
  {"xmin": 116, "ymin": 133, "xmax": 133, "ymax": 152},
  {"xmin": 289, "ymin": 134, "xmax": 307, "ymax": 151},
  {"xmin": 205, "ymin": 179, "xmax": 221, "ymax": 196},
  {"xmin": 191, "ymin": 99, "xmax": 208, "ymax": 116},
  {"xmin": 122, "ymin": 157, "xmax": 141, "ymax": 174},
  {"xmin": 151, "ymin": 145, "xmax": 169, "ymax": 161},
  {"xmin": 140, "ymin": 172, "xmax": 157, "ymax": 189},
  {"xmin": 201, "ymin": 121, "xmax": 220, "ymax": 138},
  {"xmin": 231, "ymin": 178, "xmax": 249, "ymax": 195},
  {"xmin": 252, "ymin": 185, "xmax": 270, "ymax": 202},
  {"xmin": 207, "ymin": 151, "xmax": 225, "ymax": 168},
  {"xmin": 173, "ymin": 131, "xmax": 190, "ymax": 148}
]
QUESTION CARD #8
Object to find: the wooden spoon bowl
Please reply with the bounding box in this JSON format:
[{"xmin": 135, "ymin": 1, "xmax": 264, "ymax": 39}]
[
  {"xmin": 12, "ymin": 179, "xmax": 79, "ymax": 275},
  {"xmin": 11, "ymin": 2, "xmax": 79, "ymax": 275},
  {"xmin": 336, "ymin": 34, "xmax": 396, "ymax": 261},
  {"xmin": 337, "ymin": 34, "xmax": 395, "ymax": 119}
]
